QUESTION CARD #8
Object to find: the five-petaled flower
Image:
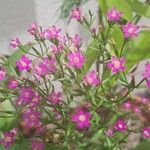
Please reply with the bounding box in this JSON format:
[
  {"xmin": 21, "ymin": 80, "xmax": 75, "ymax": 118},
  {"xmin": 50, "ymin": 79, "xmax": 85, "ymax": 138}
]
[
  {"xmin": 72, "ymin": 109, "xmax": 91, "ymax": 129},
  {"xmin": 114, "ymin": 119, "xmax": 127, "ymax": 132},
  {"xmin": 16, "ymin": 55, "xmax": 32, "ymax": 72},
  {"xmin": 107, "ymin": 56, "xmax": 125, "ymax": 74},
  {"xmin": 83, "ymin": 70, "xmax": 101, "ymax": 86},
  {"xmin": 68, "ymin": 50, "xmax": 85, "ymax": 69}
]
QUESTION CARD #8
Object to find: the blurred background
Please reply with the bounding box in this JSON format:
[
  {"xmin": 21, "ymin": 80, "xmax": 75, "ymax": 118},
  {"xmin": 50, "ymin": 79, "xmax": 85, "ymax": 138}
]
[{"xmin": 0, "ymin": 0, "xmax": 149, "ymax": 55}]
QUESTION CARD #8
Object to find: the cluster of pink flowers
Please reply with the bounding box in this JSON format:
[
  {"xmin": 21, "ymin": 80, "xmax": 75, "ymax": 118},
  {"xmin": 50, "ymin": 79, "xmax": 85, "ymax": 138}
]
[
  {"xmin": 0, "ymin": 6, "xmax": 150, "ymax": 150},
  {"xmin": 122, "ymin": 100, "xmax": 141, "ymax": 113},
  {"xmin": 33, "ymin": 57, "xmax": 56, "ymax": 77}
]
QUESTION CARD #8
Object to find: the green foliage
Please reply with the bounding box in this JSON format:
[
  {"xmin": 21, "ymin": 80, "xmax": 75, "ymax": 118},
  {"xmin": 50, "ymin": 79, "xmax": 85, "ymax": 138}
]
[
  {"xmin": 131, "ymin": 141, "xmax": 150, "ymax": 150},
  {"xmin": 125, "ymin": 30, "xmax": 150, "ymax": 70},
  {"xmin": 130, "ymin": 0, "xmax": 150, "ymax": 18}
]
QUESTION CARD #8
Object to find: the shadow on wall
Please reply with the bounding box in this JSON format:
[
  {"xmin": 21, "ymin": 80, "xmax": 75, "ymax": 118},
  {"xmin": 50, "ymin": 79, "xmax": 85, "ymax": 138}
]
[{"xmin": 0, "ymin": 0, "xmax": 36, "ymax": 37}]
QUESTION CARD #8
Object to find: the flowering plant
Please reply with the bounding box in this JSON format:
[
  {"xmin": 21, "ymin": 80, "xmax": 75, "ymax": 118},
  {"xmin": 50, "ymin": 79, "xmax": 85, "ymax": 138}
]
[{"xmin": 0, "ymin": 0, "xmax": 150, "ymax": 150}]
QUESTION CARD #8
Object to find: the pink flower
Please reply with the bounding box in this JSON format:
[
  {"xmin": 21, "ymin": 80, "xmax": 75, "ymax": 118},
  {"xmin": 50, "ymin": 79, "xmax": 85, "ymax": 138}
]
[
  {"xmin": 105, "ymin": 127, "xmax": 114, "ymax": 137},
  {"xmin": 70, "ymin": 34, "xmax": 81, "ymax": 47},
  {"xmin": 107, "ymin": 56, "xmax": 125, "ymax": 74},
  {"xmin": 133, "ymin": 105, "xmax": 141, "ymax": 113},
  {"xmin": 122, "ymin": 22, "xmax": 139, "ymax": 38},
  {"xmin": 16, "ymin": 55, "xmax": 31, "ymax": 72},
  {"xmin": 8, "ymin": 78, "xmax": 18, "ymax": 89},
  {"xmin": 91, "ymin": 27, "xmax": 96, "ymax": 33},
  {"xmin": 28, "ymin": 94, "xmax": 41, "ymax": 108},
  {"xmin": 122, "ymin": 101, "xmax": 132, "ymax": 110},
  {"xmin": 28, "ymin": 22, "xmax": 38, "ymax": 36},
  {"xmin": 48, "ymin": 92, "xmax": 62, "ymax": 105},
  {"xmin": 0, "ymin": 68, "xmax": 6, "ymax": 81},
  {"xmin": 0, "ymin": 129, "xmax": 17, "ymax": 149},
  {"xmin": 71, "ymin": 8, "xmax": 82, "ymax": 21},
  {"xmin": 50, "ymin": 43, "xmax": 64, "ymax": 54},
  {"xmin": 141, "ymin": 97, "xmax": 148, "ymax": 104},
  {"xmin": 83, "ymin": 70, "xmax": 101, "ymax": 86},
  {"xmin": 17, "ymin": 87, "xmax": 34, "ymax": 105},
  {"xmin": 33, "ymin": 57, "xmax": 56, "ymax": 76},
  {"xmin": 114, "ymin": 119, "xmax": 127, "ymax": 132},
  {"xmin": 37, "ymin": 30, "xmax": 47, "ymax": 40},
  {"xmin": 72, "ymin": 109, "xmax": 91, "ymax": 129},
  {"xmin": 46, "ymin": 26, "xmax": 61, "ymax": 40},
  {"xmin": 68, "ymin": 51, "xmax": 85, "ymax": 69},
  {"xmin": 107, "ymin": 7, "xmax": 122, "ymax": 22},
  {"xmin": 22, "ymin": 108, "xmax": 41, "ymax": 128},
  {"xmin": 142, "ymin": 127, "xmax": 150, "ymax": 138},
  {"xmin": 31, "ymin": 140, "xmax": 45, "ymax": 150},
  {"xmin": 142, "ymin": 63, "xmax": 150, "ymax": 79},
  {"xmin": 10, "ymin": 38, "xmax": 20, "ymax": 48},
  {"xmin": 53, "ymin": 109, "xmax": 62, "ymax": 120}
]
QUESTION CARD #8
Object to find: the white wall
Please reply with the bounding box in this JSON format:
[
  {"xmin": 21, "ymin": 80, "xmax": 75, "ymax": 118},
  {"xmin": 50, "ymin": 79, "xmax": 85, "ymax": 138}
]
[{"xmin": 0, "ymin": 0, "xmax": 98, "ymax": 55}]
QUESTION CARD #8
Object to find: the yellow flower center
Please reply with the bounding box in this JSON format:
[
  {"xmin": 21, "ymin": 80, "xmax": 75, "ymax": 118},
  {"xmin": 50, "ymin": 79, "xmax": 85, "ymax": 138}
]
[
  {"xmin": 79, "ymin": 115, "xmax": 86, "ymax": 121},
  {"xmin": 4, "ymin": 136, "xmax": 12, "ymax": 142},
  {"xmin": 113, "ymin": 60, "xmax": 120, "ymax": 69},
  {"xmin": 74, "ymin": 57, "xmax": 79, "ymax": 63}
]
